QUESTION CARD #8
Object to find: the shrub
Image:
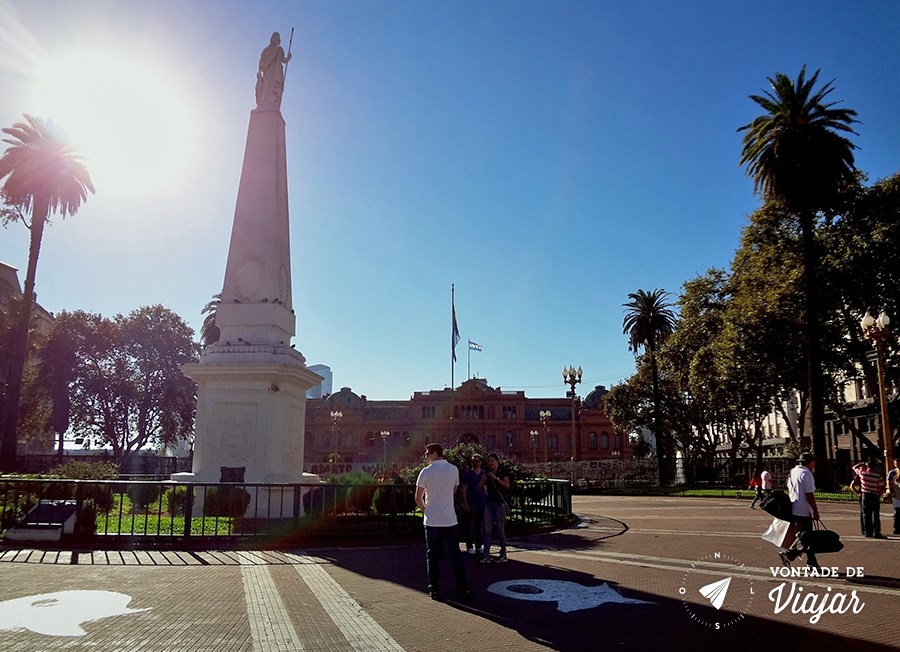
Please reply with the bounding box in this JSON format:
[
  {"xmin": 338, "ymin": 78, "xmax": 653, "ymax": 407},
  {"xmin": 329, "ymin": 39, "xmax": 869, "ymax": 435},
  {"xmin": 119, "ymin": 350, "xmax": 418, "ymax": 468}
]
[
  {"xmin": 127, "ymin": 483, "xmax": 162, "ymax": 511},
  {"xmin": 48, "ymin": 460, "xmax": 120, "ymax": 481},
  {"xmin": 373, "ymin": 477, "xmax": 416, "ymax": 516},
  {"xmin": 165, "ymin": 485, "xmax": 189, "ymax": 516},
  {"xmin": 203, "ymin": 486, "xmax": 251, "ymax": 518},
  {"xmin": 47, "ymin": 460, "xmax": 120, "ymax": 514}
]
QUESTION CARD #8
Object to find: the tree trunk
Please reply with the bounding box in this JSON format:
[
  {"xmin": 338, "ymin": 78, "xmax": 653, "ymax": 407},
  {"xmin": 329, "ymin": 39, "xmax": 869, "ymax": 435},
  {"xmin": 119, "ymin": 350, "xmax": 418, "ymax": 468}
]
[
  {"xmin": 799, "ymin": 208, "xmax": 831, "ymax": 488},
  {"xmin": 0, "ymin": 201, "xmax": 47, "ymax": 472},
  {"xmin": 649, "ymin": 347, "xmax": 667, "ymax": 486}
]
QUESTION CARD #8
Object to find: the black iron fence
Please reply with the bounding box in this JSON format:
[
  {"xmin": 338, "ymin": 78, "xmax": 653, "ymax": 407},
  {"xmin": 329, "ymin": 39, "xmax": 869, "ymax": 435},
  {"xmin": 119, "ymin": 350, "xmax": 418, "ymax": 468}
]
[{"xmin": 0, "ymin": 478, "xmax": 572, "ymax": 546}]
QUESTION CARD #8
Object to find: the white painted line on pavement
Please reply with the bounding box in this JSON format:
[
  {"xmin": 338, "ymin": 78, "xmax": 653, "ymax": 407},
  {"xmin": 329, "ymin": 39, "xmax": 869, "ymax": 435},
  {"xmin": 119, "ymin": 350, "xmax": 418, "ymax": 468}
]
[
  {"xmin": 518, "ymin": 547, "xmax": 900, "ymax": 597},
  {"xmin": 293, "ymin": 562, "xmax": 406, "ymax": 652},
  {"xmin": 241, "ymin": 565, "xmax": 305, "ymax": 652}
]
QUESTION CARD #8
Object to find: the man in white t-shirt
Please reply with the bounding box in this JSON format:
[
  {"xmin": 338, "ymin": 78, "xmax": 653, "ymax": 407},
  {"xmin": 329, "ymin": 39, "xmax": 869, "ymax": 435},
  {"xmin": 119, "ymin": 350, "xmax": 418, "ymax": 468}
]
[
  {"xmin": 415, "ymin": 443, "xmax": 473, "ymax": 601},
  {"xmin": 780, "ymin": 451, "xmax": 820, "ymax": 569}
]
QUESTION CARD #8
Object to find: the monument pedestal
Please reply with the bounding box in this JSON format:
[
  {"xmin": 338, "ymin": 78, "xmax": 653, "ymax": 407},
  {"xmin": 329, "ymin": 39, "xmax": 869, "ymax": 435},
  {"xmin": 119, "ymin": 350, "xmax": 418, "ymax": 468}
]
[{"xmin": 180, "ymin": 346, "xmax": 320, "ymax": 484}]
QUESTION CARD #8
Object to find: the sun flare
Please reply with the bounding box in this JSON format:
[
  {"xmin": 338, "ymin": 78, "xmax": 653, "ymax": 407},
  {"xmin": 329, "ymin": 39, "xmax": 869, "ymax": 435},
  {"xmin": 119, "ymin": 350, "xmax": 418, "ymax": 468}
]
[{"xmin": 29, "ymin": 49, "xmax": 198, "ymax": 195}]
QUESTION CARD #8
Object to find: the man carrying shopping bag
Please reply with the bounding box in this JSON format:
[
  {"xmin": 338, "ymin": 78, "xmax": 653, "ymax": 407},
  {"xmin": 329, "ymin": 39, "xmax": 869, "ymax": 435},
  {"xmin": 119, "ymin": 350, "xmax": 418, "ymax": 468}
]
[{"xmin": 778, "ymin": 452, "xmax": 821, "ymax": 570}]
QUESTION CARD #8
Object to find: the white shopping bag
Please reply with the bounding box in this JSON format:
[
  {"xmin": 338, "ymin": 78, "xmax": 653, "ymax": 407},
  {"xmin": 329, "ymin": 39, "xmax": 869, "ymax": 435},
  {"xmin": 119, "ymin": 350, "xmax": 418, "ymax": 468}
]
[{"xmin": 761, "ymin": 517, "xmax": 797, "ymax": 548}]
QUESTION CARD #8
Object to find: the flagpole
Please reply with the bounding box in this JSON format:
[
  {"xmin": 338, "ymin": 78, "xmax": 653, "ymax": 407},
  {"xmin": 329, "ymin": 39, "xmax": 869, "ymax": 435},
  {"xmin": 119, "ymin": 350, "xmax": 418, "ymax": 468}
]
[
  {"xmin": 467, "ymin": 340, "xmax": 471, "ymax": 380},
  {"xmin": 450, "ymin": 284, "xmax": 455, "ymax": 441}
]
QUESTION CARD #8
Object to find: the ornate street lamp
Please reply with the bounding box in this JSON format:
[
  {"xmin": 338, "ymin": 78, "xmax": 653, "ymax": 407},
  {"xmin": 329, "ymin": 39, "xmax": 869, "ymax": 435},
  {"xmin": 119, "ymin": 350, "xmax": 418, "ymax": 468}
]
[
  {"xmin": 330, "ymin": 410, "xmax": 343, "ymax": 463},
  {"xmin": 380, "ymin": 430, "xmax": 390, "ymax": 469},
  {"xmin": 562, "ymin": 366, "xmax": 582, "ymax": 461},
  {"xmin": 539, "ymin": 409, "xmax": 551, "ymax": 463},
  {"xmin": 530, "ymin": 429, "xmax": 539, "ymax": 464},
  {"xmin": 860, "ymin": 311, "xmax": 895, "ymax": 477}
]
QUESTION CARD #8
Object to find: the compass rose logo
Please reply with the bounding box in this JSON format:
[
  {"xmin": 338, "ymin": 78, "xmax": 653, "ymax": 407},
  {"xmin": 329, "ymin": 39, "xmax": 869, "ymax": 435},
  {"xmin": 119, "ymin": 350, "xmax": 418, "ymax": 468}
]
[{"xmin": 679, "ymin": 552, "xmax": 754, "ymax": 630}]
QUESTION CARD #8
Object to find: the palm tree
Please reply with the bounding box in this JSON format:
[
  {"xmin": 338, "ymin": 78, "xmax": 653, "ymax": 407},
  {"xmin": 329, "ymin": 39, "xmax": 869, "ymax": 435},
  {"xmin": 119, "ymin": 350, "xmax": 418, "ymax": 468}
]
[
  {"xmin": 0, "ymin": 115, "xmax": 94, "ymax": 471},
  {"xmin": 623, "ymin": 289, "xmax": 676, "ymax": 485},
  {"xmin": 200, "ymin": 292, "xmax": 222, "ymax": 347},
  {"xmin": 739, "ymin": 67, "xmax": 858, "ymax": 486}
]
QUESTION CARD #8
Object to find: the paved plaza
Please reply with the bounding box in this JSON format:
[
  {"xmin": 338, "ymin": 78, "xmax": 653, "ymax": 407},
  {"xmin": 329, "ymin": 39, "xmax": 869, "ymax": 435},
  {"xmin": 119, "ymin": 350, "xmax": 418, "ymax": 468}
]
[{"xmin": 1, "ymin": 496, "xmax": 897, "ymax": 652}]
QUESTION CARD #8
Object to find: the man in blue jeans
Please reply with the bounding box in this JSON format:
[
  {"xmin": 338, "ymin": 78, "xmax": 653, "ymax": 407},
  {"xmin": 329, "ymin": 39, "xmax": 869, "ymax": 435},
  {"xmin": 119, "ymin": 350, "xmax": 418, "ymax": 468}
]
[
  {"xmin": 479, "ymin": 453, "xmax": 511, "ymax": 563},
  {"xmin": 415, "ymin": 443, "xmax": 473, "ymax": 600}
]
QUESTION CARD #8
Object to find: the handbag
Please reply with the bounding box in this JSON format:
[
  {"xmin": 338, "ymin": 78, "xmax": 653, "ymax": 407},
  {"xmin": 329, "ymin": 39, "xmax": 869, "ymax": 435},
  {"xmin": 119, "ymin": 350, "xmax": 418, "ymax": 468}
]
[
  {"xmin": 798, "ymin": 520, "xmax": 844, "ymax": 554},
  {"xmin": 760, "ymin": 489, "xmax": 792, "ymax": 522}
]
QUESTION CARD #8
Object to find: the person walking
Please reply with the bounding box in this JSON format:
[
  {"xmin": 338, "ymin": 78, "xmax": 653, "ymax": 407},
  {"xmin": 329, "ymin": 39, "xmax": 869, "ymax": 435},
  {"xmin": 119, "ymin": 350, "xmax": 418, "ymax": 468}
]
[
  {"xmin": 749, "ymin": 466, "xmax": 762, "ymax": 509},
  {"xmin": 415, "ymin": 443, "xmax": 473, "ymax": 600},
  {"xmin": 459, "ymin": 453, "xmax": 487, "ymax": 555},
  {"xmin": 760, "ymin": 464, "xmax": 773, "ymax": 494},
  {"xmin": 851, "ymin": 455, "xmax": 888, "ymax": 539},
  {"xmin": 479, "ymin": 453, "xmax": 510, "ymax": 564},
  {"xmin": 887, "ymin": 458, "xmax": 900, "ymax": 536},
  {"xmin": 779, "ymin": 452, "xmax": 820, "ymax": 570}
]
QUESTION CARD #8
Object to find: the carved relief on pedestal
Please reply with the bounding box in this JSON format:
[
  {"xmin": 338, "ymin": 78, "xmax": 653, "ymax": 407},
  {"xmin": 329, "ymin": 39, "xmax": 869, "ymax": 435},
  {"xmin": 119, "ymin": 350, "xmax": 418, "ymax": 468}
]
[{"xmin": 214, "ymin": 403, "xmax": 258, "ymax": 465}]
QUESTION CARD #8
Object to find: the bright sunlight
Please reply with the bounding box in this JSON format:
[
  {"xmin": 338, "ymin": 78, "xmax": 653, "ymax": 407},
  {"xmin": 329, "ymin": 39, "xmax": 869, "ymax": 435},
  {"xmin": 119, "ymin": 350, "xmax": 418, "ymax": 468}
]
[{"xmin": 29, "ymin": 49, "xmax": 197, "ymax": 195}]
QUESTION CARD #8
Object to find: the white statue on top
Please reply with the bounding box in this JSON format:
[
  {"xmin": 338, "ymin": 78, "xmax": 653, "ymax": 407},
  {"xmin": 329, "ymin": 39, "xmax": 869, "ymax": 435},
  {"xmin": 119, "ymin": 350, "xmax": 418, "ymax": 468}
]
[{"xmin": 255, "ymin": 32, "xmax": 292, "ymax": 111}]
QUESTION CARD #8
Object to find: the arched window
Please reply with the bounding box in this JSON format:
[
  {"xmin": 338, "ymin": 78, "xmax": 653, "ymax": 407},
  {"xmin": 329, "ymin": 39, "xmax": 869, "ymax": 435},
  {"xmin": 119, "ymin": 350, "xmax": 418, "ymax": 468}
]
[
  {"xmin": 613, "ymin": 433, "xmax": 622, "ymax": 449},
  {"xmin": 589, "ymin": 432, "xmax": 597, "ymax": 449},
  {"xmin": 366, "ymin": 431, "xmax": 375, "ymax": 447},
  {"xmin": 600, "ymin": 432, "xmax": 609, "ymax": 449}
]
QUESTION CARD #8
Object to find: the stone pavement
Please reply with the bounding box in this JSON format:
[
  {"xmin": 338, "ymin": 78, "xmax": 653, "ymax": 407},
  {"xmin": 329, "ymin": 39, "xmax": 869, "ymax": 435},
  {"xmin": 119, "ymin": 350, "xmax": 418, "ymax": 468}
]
[{"xmin": 0, "ymin": 496, "xmax": 897, "ymax": 652}]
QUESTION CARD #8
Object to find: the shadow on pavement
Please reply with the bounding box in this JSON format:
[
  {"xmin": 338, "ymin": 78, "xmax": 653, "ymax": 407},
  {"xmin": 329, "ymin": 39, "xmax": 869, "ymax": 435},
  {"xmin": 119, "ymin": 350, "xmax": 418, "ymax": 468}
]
[{"xmin": 325, "ymin": 546, "xmax": 893, "ymax": 652}]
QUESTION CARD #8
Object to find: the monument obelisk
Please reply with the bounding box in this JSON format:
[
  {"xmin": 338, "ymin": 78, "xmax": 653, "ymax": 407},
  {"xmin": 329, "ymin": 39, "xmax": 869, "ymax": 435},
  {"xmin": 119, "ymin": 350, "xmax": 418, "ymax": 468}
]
[{"xmin": 177, "ymin": 32, "xmax": 321, "ymax": 489}]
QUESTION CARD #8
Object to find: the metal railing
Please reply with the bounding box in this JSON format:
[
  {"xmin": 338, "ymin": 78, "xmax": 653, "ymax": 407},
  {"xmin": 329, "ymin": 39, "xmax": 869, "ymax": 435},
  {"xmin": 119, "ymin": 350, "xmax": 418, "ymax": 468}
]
[{"xmin": 0, "ymin": 478, "xmax": 572, "ymax": 546}]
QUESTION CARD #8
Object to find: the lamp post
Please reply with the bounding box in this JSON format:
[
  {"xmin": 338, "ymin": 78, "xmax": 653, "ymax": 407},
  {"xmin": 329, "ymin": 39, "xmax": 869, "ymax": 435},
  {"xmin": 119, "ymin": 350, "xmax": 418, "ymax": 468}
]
[
  {"xmin": 380, "ymin": 430, "xmax": 390, "ymax": 469},
  {"xmin": 860, "ymin": 311, "xmax": 895, "ymax": 478},
  {"xmin": 539, "ymin": 409, "xmax": 551, "ymax": 463},
  {"xmin": 563, "ymin": 366, "xmax": 582, "ymax": 462},
  {"xmin": 330, "ymin": 410, "xmax": 342, "ymax": 464},
  {"xmin": 530, "ymin": 430, "xmax": 539, "ymax": 464}
]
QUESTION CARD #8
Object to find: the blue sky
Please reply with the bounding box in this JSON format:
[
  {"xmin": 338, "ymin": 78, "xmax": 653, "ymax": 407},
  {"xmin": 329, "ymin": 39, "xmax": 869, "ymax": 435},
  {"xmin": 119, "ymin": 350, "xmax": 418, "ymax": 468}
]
[{"xmin": 1, "ymin": 1, "xmax": 899, "ymax": 401}]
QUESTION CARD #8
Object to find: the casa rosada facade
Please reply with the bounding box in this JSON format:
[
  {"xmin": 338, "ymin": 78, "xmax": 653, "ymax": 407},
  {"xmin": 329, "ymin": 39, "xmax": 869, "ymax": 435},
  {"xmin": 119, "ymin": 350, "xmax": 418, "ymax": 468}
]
[{"xmin": 303, "ymin": 378, "xmax": 629, "ymax": 471}]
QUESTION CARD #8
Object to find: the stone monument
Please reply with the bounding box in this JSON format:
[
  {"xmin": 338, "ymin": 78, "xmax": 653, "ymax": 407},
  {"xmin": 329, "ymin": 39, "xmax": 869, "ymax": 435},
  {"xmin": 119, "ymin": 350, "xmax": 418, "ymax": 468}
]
[{"xmin": 174, "ymin": 33, "xmax": 320, "ymax": 509}]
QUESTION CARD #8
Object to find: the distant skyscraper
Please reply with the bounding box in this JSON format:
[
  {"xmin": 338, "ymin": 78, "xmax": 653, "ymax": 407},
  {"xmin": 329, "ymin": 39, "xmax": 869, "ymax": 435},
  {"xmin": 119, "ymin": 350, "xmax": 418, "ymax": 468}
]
[{"xmin": 307, "ymin": 365, "xmax": 333, "ymax": 399}]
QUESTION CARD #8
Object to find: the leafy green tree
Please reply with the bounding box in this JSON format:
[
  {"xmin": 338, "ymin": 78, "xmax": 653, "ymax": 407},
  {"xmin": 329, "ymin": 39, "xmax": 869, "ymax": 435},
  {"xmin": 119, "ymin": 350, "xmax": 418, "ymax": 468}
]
[
  {"xmin": 818, "ymin": 173, "xmax": 900, "ymax": 455},
  {"xmin": 37, "ymin": 325, "xmax": 77, "ymax": 456},
  {"xmin": 622, "ymin": 289, "xmax": 676, "ymax": 483},
  {"xmin": 0, "ymin": 115, "xmax": 94, "ymax": 470},
  {"xmin": 739, "ymin": 67, "xmax": 859, "ymax": 485},
  {"xmin": 52, "ymin": 306, "xmax": 197, "ymax": 461},
  {"xmin": 0, "ymin": 295, "xmax": 54, "ymax": 452}
]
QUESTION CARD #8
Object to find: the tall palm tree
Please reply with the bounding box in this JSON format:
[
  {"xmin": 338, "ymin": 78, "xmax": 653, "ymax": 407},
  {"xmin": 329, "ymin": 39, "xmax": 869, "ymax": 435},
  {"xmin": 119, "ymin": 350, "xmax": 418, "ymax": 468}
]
[
  {"xmin": 623, "ymin": 289, "xmax": 676, "ymax": 485},
  {"xmin": 0, "ymin": 115, "xmax": 94, "ymax": 471},
  {"xmin": 739, "ymin": 67, "xmax": 858, "ymax": 486}
]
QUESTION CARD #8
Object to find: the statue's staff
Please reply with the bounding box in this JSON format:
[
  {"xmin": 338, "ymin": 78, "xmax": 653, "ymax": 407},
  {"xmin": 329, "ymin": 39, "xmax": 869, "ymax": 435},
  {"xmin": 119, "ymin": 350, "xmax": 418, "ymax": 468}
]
[{"xmin": 283, "ymin": 27, "xmax": 295, "ymax": 81}]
